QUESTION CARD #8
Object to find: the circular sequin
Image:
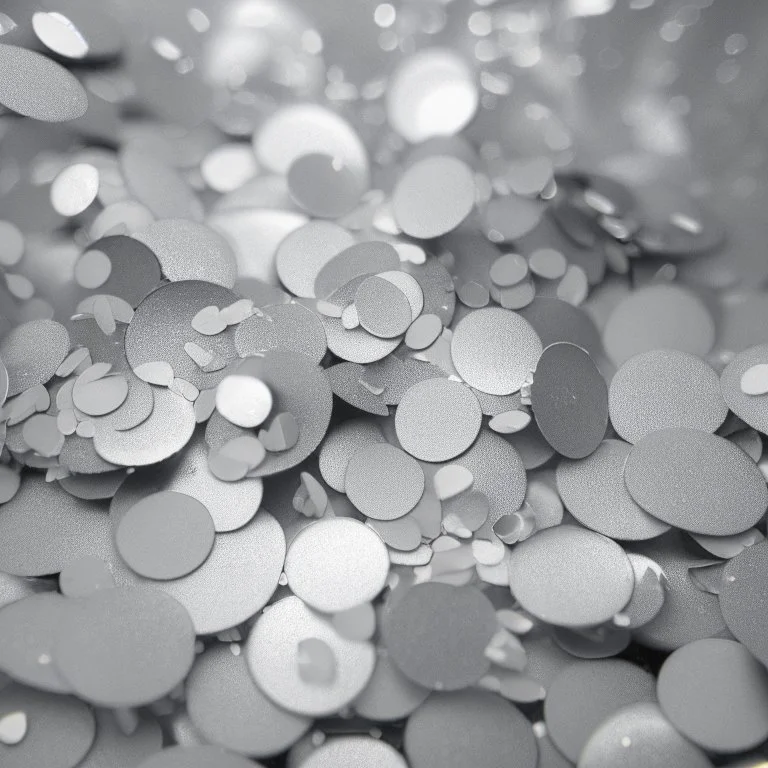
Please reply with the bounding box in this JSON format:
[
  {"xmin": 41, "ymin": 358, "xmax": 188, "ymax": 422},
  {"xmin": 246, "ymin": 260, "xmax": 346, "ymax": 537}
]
[
  {"xmin": 0, "ymin": 319, "xmax": 69, "ymax": 397},
  {"xmin": 721, "ymin": 344, "xmax": 768, "ymax": 435},
  {"xmin": 287, "ymin": 153, "xmax": 364, "ymax": 219},
  {"xmin": 302, "ymin": 737, "xmax": 407, "ymax": 768},
  {"xmin": 355, "ymin": 275, "xmax": 412, "ymax": 339}
]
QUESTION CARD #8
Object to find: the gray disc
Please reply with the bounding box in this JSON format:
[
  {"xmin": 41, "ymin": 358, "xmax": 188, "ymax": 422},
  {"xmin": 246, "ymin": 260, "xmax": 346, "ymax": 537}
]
[
  {"xmin": 245, "ymin": 596, "xmax": 375, "ymax": 717},
  {"xmin": 352, "ymin": 652, "xmax": 430, "ymax": 721},
  {"xmin": 518, "ymin": 297, "xmax": 602, "ymax": 359},
  {"xmin": 355, "ymin": 275, "xmax": 412, "ymax": 339},
  {"xmin": 720, "ymin": 344, "xmax": 768, "ymax": 435},
  {"xmin": 319, "ymin": 419, "xmax": 385, "ymax": 493},
  {"xmin": 284, "ymin": 518, "xmax": 389, "ymax": 613},
  {"xmin": 609, "ymin": 350, "xmax": 727, "ymax": 444},
  {"xmin": 315, "ymin": 241, "xmax": 400, "ymax": 301},
  {"xmin": 631, "ymin": 532, "xmax": 728, "ymax": 651},
  {"xmin": 53, "ymin": 586, "xmax": 195, "ymax": 707},
  {"xmin": 125, "ymin": 281, "xmax": 239, "ymax": 390},
  {"xmin": 0, "ymin": 685, "xmax": 95, "ymax": 768},
  {"xmin": 77, "ymin": 709, "xmax": 163, "ymax": 768},
  {"xmin": 302, "ymin": 737, "xmax": 406, "ymax": 768},
  {"xmin": 507, "ymin": 526, "xmax": 634, "ymax": 627},
  {"xmin": 326, "ymin": 362, "xmax": 390, "ymax": 416},
  {"xmin": 0, "ymin": 319, "xmax": 69, "ymax": 397},
  {"xmin": 186, "ymin": 645, "xmax": 311, "ymax": 758},
  {"xmin": 624, "ymin": 428, "xmax": 768, "ymax": 536},
  {"xmin": 109, "ymin": 511, "xmax": 285, "ymax": 635},
  {"xmin": 658, "ymin": 639, "xmax": 768, "ymax": 753},
  {"xmin": 0, "ymin": 473, "xmax": 113, "ymax": 577},
  {"xmin": 623, "ymin": 553, "xmax": 666, "ymax": 629},
  {"xmin": 556, "ymin": 440, "xmax": 670, "ymax": 541},
  {"xmin": 578, "ymin": 702, "xmax": 713, "ymax": 768},
  {"xmin": 451, "ymin": 307, "xmax": 542, "ymax": 396},
  {"xmin": 602, "ymin": 284, "xmax": 715, "ymax": 367},
  {"xmin": 395, "ymin": 378, "xmax": 482, "ymax": 462},
  {"xmin": 234, "ymin": 302, "xmax": 327, "ymax": 364},
  {"xmin": 116, "ymin": 491, "xmax": 215, "ymax": 580},
  {"xmin": 531, "ymin": 342, "xmax": 608, "ymax": 460},
  {"xmin": 345, "ymin": 442, "xmax": 425, "ymax": 521},
  {"xmin": 404, "ymin": 691, "xmax": 537, "ymax": 768},
  {"xmin": 544, "ymin": 659, "xmax": 656, "ymax": 762},
  {"xmin": 382, "ymin": 583, "xmax": 496, "ymax": 690},
  {"xmin": 137, "ymin": 746, "xmax": 262, "ymax": 768},
  {"xmin": 720, "ymin": 540, "xmax": 768, "ymax": 667}
]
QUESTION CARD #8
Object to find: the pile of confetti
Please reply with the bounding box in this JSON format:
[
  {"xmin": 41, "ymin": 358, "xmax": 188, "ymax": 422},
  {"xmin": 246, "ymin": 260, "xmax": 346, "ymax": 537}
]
[{"xmin": 1, "ymin": 0, "xmax": 768, "ymax": 767}]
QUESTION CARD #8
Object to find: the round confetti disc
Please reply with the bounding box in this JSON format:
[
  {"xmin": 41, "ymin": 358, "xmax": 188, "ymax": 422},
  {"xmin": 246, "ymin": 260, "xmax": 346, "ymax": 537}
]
[
  {"xmin": 507, "ymin": 525, "xmax": 634, "ymax": 627},
  {"xmin": 287, "ymin": 153, "xmax": 364, "ymax": 219},
  {"xmin": 530, "ymin": 342, "xmax": 608, "ymax": 460},
  {"xmin": 0, "ymin": 319, "xmax": 70, "ymax": 397},
  {"xmin": 720, "ymin": 344, "xmax": 768, "ymax": 435},
  {"xmin": 395, "ymin": 378, "xmax": 482, "ymax": 462},
  {"xmin": 720, "ymin": 540, "xmax": 768, "ymax": 668},
  {"xmin": 0, "ymin": 685, "xmax": 95, "ymax": 768},
  {"xmin": 186, "ymin": 645, "xmax": 311, "ymax": 758},
  {"xmin": 544, "ymin": 659, "xmax": 656, "ymax": 762},
  {"xmin": 318, "ymin": 419, "xmax": 384, "ymax": 493},
  {"xmin": 355, "ymin": 275, "xmax": 412, "ymax": 339},
  {"xmin": 137, "ymin": 746, "xmax": 263, "ymax": 768},
  {"xmin": 302, "ymin": 737, "xmax": 407, "ymax": 768},
  {"xmin": 451, "ymin": 307, "xmax": 542, "ymax": 396},
  {"xmin": 602, "ymin": 284, "xmax": 715, "ymax": 367},
  {"xmin": 53, "ymin": 586, "xmax": 195, "ymax": 707},
  {"xmin": 345, "ymin": 442, "xmax": 425, "ymax": 521},
  {"xmin": 314, "ymin": 241, "xmax": 401, "ymax": 302},
  {"xmin": 245, "ymin": 596, "xmax": 375, "ymax": 717},
  {"xmin": 657, "ymin": 639, "xmax": 768, "ymax": 753},
  {"xmin": 517, "ymin": 297, "xmax": 602, "ymax": 359},
  {"xmin": 392, "ymin": 156, "xmax": 475, "ymax": 239},
  {"xmin": 578, "ymin": 702, "xmax": 714, "ymax": 768},
  {"xmin": 382, "ymin": 582, "xmax": 497, "ymax": 690},
  {"xmin": 116, "ymin": 491, "xmax": 215, "ymax": 580},
  {"xmin": 556, "ymin": 440, "xmax": 670, "ymax": 540},
  {"xmin": 624, "ymin": 428, "xmax": 768, "ymax": 536},
  {"xmin": 404, "ymin": 690, "xmax": 537, "ymax": 768},
  {"xmin": 284, "ymin": 518, "xmax": 389, "ymax": 613},
  {"xmin": 609, "ymin": 349, "xmax": 727, "ymax": 444}
]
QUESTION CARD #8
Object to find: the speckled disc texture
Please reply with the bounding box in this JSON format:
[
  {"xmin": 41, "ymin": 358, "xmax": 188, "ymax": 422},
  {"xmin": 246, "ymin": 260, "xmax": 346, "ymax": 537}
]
[
  {"xmin": 609, "ymin": 349, "xmax": 727, "ymax": 444},
  {"xmin": 137, "ymin": 745, "xmax": 262, "ymax": 768},
  {"xmin": 658, "ymin": 639, "xmax": 768, "ymax": 753},
  {"xmin": 125, "ymin": 281, "xmax": 239, "ymax": 390},
  {"xmin": 556, "ymin": 440, "xmax": 670, "ymax": 540},
  {"xmin": 284, "ymin": 518, "xmax": 389, "ymax": 613},
  {"xmin": 0, "ymin": 319, "xmax": 69, "ymax": 396},
  {"xmin": 531, "ymin": 342, "xmax": 608, "ymax": 459},
  {"xmin": 53, "ymin": 586, "xmax": 195, "ymax": 707},
  {"xmin": 301, "ymin": 737, "xmax": 408, "ymax": 768},
  {"xmin": 404, "ymin": 691, "xmax": 537, "ymax": 768},
  {"xmin": 395, "ymin": 378, "xmax": 482, "ymax": 462},
  {"xmin": 624, "ymin": 428, "xmax": 768, "ymax": 536},
  {"xmin": 578, "ymin": 702, "xmax": 713, "ymax": 768},
  {"xmin": 246, "ymin": 596, "xmax": 375, "ymax": 717},
  {"xmin": 720, "ymin": 343, "xmax": 768, "ymax": 435},
  {"xmin": 382, "ymin": 583, "xmax": 497, "ymax": 690},
  {"xmin": 186, "ymin": 645, "xmax": 311, "ymax": 758},
  {"xmin": 508, "ymin": 525, "xmax": 634, "ymax": 627},
  {"xmin": 76, "ymin": 709, "xmax": 162, "ymax": 768},
  {"xmin": 451, "ymin": 307, "xmax": 543, "ymax": 395}
]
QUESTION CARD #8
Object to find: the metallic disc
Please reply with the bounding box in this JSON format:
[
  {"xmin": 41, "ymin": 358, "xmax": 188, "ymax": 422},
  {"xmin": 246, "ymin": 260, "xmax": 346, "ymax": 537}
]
[
  {"xmin": 609, "ymin": 350, "xmax": 727, "ymax": 444},
  {"xmin": 51, "ymin": 163, "xmax": 98, "ymax": 216},
  {"xmin": 545, "ymin": 659, "xmax": 656, "ymax": 763},
  {"xmin": 326, "ymin": 362, "xmax": 390, "ymax": 416},
  {"xmin": 301, "ymin": 737, "xmax": 407, "ymax": 768},
  {"xmin": 319, "ymin": 419, "xmax": 384, "ymax": 493},
  {"xmin": 137, "ymin": 746, "xmax": 262, "ymax": 768},
  {"xmin": 134, "ymin": 219, "xmax": 236, "ymax": 288},
  {"xmin": 406, "ymin": 314, "xmax": 442, "ymax": 351},
  {"xmin": 245, "ymin": 595, "xmax": 375, "ymax": 717},
  {"xmin": 186, "ymin": 645, "xmax": 311, "ymax": 758},
  {"xmin": 658, "ymin": 638, "xmax": 768, "ymax": 753},
  {"xmin": 720, "ymin": 344, "xmax": 768, "ymax": 435},
  {"xmin": 275, "ymin": 221, "xmax": 354, "ymax": 299},
  {"xmin": 395, "ymin": 378, "xmax": 482, "ymax": 462},
  {"xmin": 110, "ymin": 511, "xmax": 285, "ymax": 635},
  {"xmin": 77, "ymin": 709, "xmax": 163, "ymax": 768},
  {"xmin": 382, "ymin": 583, "xmax": 496, "ymax": 690},
  {"xmin": 116, "ymin": 491, "xmax": 215, "ymax": 580},
  {"xmin": 93, "ymin": 387, "xmax": 195, "ymax": 467},
  {"xmin": 53, "ymin": 586, "xmax": 195, "ymax": 707},
  {"xmin": 355, "ymin": 275, "xmax": 412, "ymax": 339},
  {"xmin": 531, "ymin": 342, "xmax": 608, "ymax": 460},
  {"xmin": 392, "ymin": 156, "xmax": 475, "ymax": 239},
  {"xmin": 602, "ymin": 284, "xmax": 715, "ymax": 367},
  {"xmin": 720, "ymin": 540, "xmax": 768, "ymax": 667},
  {"xmin": 0, "ymin": 44, "xmax": 88, "ymax": 122},
  {"xmin": 315, "ymin": 241, "xmax": 401, "ymax": 302},
  {"xmin": 287, "ymin": 153, "xmax": 364, "ymax": 219},
  {"xmin": 353, "ymin": 652, "xmax": 430, "ymax": 721},
  {"xmin": 125, "ymin": 281, "xmax": 239, "ymax": 390},
  {"xmin": 507, "ymin": 525, "xmax": 634, "ymax": 627},
  {"xmin": 556, "ymin": 440, "xmax": 670, "ymax": 540},
  {"xmin": 624, "ymin": 428, "xmax": 768, "ymax": 536},
  {"xmin": 578, "ymin": 702, "xmax": 714, "ymax": 768},
  {"xmin": 401, "ymin": 258, "xmax": 456, "ymax": 327},
  {"xmin": 0, "ymin": 319, "xmax": 69, "ymax": 397},
  {"xmin": 0, "ymin": 473, "xmax": 112, "ymax": 577},
  {"xmin": 517, "ymin": 297, "xmax": 602, "ymax": 359},
  {"xmin": 234, "ymin": 302, "xmax": 327, "ymax": 364},
  {"xmin": 404, "ymin": 691, "xmax": 537, "ymax": 768},
  {"xmin": 285, "ymin": 518, "xmax": 389, "ymax": 613},
  {"xmin": 345, "ymin": 442, "xmax": 425, "ymax": 521},
  {"xmin": 0, "ymin": 685, "xmax": 95, "ymax": 768}
]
